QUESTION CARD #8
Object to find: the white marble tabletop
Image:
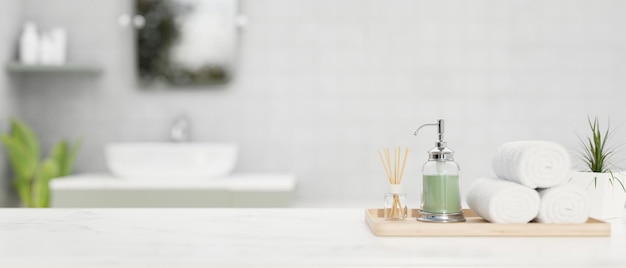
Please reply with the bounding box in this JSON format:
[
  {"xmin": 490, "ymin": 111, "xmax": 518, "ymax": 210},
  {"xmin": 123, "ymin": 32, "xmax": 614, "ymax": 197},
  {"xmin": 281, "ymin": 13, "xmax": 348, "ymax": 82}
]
[{"xmin": 0, "ymin": 208, "xmax": 625, "ymax": 268}]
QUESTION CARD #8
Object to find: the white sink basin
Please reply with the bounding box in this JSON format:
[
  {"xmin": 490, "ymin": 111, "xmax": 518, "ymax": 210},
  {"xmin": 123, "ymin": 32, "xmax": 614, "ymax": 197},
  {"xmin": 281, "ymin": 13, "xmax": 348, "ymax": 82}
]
[{"xmin": 105, "ymin": 143, "xmax": 237, "ymax": 180}]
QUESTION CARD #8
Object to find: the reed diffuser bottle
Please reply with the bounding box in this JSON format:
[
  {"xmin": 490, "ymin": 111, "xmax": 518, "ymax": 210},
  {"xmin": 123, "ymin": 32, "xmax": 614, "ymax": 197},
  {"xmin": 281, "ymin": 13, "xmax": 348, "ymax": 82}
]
[
  {"xmin": 414, "ymin": 119, "xmax": 465, "ymax": 223},
  {"xmin": 378, "ymin": 147, "xmax": 409, "ymax": 220}
]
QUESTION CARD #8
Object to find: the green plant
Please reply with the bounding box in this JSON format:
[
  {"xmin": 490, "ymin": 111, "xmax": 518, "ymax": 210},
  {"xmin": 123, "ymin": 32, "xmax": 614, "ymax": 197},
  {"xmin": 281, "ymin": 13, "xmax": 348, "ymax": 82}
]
[
  {"xmin": 578, "ymin": 116, "xmax": 626, "ymax": 193},
  {"xmin": 0, "ymin": 118, "xmax": 82, "ymax": 207}
]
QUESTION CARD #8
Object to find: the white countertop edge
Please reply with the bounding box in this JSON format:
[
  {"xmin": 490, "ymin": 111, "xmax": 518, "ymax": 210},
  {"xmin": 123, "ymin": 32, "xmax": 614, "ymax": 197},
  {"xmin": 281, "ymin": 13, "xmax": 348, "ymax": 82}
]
[
  {"xmin": 50, "ymin": 173, "xmax": 297, "ymax": 191},
  {"xmin": 0, "ymin": 256, "xmax": 616, "ymax": 268}
]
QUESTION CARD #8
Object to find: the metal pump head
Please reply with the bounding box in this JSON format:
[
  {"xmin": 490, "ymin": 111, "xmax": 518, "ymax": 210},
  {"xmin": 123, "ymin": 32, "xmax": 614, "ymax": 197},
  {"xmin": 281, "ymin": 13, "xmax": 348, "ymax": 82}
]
[{"xmin": 414, "ymin": 119, "xmax": 454, "ymax": 161}]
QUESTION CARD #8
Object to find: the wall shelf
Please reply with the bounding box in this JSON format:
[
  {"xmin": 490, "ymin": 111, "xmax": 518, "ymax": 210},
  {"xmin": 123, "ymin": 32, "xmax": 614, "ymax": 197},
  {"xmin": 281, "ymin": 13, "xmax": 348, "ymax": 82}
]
[{"xmin": 5, "ymin": 62, "xmax": 102, "ymax": 74}]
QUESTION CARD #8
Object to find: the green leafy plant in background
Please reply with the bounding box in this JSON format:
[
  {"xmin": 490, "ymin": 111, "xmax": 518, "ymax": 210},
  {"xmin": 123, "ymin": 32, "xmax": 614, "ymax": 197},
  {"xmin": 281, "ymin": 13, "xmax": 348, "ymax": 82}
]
[
  {"xmin": 578, "ymin": 116, "xmax": 626, "ymax": 193},
  {"xmin": 0, "ymin": 118, "xmax": 82, "ymax": 207}
]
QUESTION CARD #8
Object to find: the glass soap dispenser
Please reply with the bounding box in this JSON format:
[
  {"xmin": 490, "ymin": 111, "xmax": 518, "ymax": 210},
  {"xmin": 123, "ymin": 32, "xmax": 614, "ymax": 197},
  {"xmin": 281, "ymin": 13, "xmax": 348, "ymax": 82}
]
[{"xmin": 414, "ymin": 119, "xmax": 466, "ymax": 223}]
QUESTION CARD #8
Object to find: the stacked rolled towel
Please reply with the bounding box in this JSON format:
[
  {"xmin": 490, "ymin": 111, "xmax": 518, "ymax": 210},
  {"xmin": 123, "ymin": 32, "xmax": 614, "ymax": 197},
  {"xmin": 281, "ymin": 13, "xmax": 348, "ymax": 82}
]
[
  {"xmin": 492, "ymin": 141, "xmax": 572, "ymax": 189},
  {"xmin": 466, "ymin": 178, "xmax": 541, "ymax": 223},
  {"xmin": 467, "ymin": 140, "xmax": 589, "ymax": 224},
  {"xmin": 535, "ymin": 184, "xmax": 590, "ymax": 224}
]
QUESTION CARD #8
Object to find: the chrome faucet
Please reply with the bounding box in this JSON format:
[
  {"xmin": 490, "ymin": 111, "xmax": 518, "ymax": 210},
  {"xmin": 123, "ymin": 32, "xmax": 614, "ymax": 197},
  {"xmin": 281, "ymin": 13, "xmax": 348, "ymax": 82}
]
[{"xmin": 171, "ymin": 114, "xmax": 191, "ymax": 142}]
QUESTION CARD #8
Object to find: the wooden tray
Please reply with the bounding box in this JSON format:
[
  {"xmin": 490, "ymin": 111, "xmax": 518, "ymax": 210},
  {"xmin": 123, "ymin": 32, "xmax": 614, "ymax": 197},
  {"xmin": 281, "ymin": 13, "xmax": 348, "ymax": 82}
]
[{"xmin": 365, "ymin": 209, "xmax": 610, "ymax": 237}]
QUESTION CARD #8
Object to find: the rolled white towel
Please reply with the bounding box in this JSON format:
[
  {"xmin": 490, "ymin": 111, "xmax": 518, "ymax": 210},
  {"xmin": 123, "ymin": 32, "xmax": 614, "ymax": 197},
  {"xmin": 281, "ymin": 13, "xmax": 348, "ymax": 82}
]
[
  {"xmin": 466, "ymin": 178, "xmax": 540, "ymax": 223},
  {"xmin": 492, "ymin": 141, "xmax": 571, "ymax": 189},
  {"xmin": 535, "ymin": 184, "xmax": 590, "ymax": 224}
]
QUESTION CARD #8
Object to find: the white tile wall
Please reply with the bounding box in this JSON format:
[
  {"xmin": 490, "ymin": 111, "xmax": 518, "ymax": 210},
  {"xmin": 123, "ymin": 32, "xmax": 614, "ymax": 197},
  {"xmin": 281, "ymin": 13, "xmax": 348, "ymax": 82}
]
[{"xmin": 6, "ymin": 0, "xmax": 626, "ymax": 206}]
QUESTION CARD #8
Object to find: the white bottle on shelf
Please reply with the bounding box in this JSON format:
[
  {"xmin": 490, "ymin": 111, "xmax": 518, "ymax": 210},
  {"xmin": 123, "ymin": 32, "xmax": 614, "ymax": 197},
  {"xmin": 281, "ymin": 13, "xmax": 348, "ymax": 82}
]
[
  {"xmin": 19, "ymin": 22, "xmax": 40, "ymax": 65},
  {"xmin": 50, "ymin": 28, "xmax": 67, "ymax": 65},
  {"xmin": 39, "ymin": 32, "xmax": 54, "ymax": 65}
]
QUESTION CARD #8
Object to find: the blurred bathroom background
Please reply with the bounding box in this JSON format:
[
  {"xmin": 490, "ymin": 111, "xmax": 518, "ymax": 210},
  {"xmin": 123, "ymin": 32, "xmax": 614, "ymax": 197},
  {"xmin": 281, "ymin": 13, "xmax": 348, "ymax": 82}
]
[{"xmin": 1, "ymin": 0, "xmax": 626, "ymax": 208}]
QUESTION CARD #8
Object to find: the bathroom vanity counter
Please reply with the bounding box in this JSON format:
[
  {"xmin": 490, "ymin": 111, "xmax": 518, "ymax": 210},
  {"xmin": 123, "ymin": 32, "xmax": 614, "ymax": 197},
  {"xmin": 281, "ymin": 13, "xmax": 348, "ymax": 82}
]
[
  {"xmin": 50, "ymin": 173, "xmax": 296, "ymax": 207},
  {"xmin": 0, "ymin": 208, "xmax": 625, "ymax": 268}
]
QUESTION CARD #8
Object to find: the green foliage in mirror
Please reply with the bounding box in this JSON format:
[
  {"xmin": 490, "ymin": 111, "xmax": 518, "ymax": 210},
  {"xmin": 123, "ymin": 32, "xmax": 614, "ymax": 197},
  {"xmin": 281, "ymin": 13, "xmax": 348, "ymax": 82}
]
[{"xmin": 136, "ymin": 0, "xmax": 232, "ymax": 86}]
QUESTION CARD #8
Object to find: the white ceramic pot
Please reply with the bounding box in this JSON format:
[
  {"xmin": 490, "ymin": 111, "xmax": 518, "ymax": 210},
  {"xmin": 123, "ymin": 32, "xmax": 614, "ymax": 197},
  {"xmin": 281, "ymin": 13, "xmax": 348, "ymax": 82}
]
[{"xmin": 569, "ymin": 171, "xmax": 626, "ymax": 220}]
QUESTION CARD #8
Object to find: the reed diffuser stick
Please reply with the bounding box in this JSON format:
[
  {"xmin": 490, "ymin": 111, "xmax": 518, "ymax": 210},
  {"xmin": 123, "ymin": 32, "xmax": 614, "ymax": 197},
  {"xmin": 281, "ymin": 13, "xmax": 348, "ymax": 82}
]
[
  {"xmin": 378, "ymin": 151, "xmax": 392, "ymax": 181},
  {"xmin": 399, "ymin": 147, "xmax": 409, "ymax": 181},
  {"xmin": 396, "ymin": 147, "xmax": 400, "ymax": 183}
]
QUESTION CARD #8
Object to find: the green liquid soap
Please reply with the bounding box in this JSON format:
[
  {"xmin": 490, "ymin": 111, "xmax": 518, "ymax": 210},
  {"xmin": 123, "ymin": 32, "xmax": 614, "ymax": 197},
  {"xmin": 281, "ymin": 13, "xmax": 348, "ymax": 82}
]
[{"xmin": 422, "ymin": 175, "xmax": 461, "ymax": 214}]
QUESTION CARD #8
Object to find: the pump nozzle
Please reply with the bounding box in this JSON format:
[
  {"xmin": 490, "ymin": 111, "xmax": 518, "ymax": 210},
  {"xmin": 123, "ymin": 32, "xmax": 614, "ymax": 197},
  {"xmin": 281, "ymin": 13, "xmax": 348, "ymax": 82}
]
[
  {"xmin": 414, "ymin": 119, "xmax": 445, "ymax": 145},
  {"xmin": 414, "ymin": 119, "xmax": 453, "ymax": 160}
]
